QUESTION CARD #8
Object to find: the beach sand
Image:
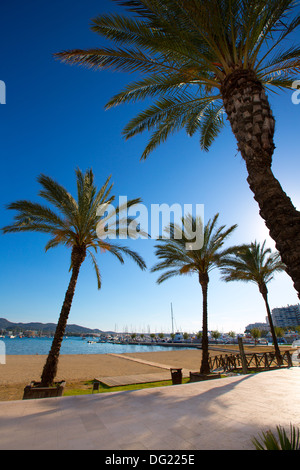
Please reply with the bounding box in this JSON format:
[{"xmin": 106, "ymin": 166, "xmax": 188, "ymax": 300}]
[
  {"xmin": 0, "ymin": 350, "xmax": 202, "ymax": 386},
  {"xmin": 0, "ymin": 349, "xmax": 202, "ymax": 401},
  {"xmin": 0, "ymin": 346, "xmax": 291, "ymax": 401}
]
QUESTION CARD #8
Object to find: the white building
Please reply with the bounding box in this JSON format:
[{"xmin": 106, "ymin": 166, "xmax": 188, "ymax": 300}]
[
  {"xmin": 245, "ymin": 322, "xmax": 270, "ymax": 332},
  {"xmin": 271, "ymin": 304, "xmax": 300, "ymax": 329}
]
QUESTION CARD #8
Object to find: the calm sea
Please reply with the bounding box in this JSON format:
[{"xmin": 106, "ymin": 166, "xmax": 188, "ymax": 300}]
[{"xmin": 1, "ymin": 336, "xmax": 193, "ymax": 355}]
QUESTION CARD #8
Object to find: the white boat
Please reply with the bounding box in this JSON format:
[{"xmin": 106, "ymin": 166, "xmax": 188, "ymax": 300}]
[
  {"xmin": 291, "ymin": 340, "xmax": 300, "ymax": 364},
  {"xmin": 173, "ymin": 332, "xmax": 184, "ymax": 343}
]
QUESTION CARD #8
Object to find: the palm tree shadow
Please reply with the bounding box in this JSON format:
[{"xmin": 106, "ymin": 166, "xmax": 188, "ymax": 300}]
[
  {"xmin": 140, "ymin": 373, "xmax": 255, "ymax": 422},
  {"xmin": 185, "ymin": 373, "xmax": 253, "ymax": 408}
]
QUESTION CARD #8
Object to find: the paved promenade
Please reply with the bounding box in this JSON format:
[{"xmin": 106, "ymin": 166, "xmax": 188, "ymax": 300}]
[{"xmin": 0, "ymin": 367, "xmax": 299, "ymax": 450}]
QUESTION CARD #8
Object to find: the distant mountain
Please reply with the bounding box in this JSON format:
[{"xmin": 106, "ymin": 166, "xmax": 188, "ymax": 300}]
[{"xmin": 0, "ymin": 318, "xmax": 113, "ymax": 335}]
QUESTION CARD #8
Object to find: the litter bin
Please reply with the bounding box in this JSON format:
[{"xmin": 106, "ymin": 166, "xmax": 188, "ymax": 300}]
[
  {"xmin": 170, "ymin": 368, "xmax": 182, "ymax": 385},
  {"xmin": 92, "ymin": 379, "xmax": 101, "ymax": 393}
]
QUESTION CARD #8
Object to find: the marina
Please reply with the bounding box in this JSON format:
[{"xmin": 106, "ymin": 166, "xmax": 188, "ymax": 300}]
[{"xmin": 0, "ymin": 335, "xmax": 198, "ymax": 356}]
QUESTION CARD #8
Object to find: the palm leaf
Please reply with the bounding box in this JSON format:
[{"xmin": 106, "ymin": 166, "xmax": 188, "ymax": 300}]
[
  {"xmin": 152, "ymin": 212, "xmax": 237, "ymax": 282},
  {"xmin": 88, "ymin": 250, "xmax": 102, "ymax": 289},
  {"xmin": 199, "ymin": 103, "xmax": 225, "ymax": 151},
  {"xmin": 252, "ymin": 424, "xmax": 300, "ymax": 450},
  {"xmin": 55, "ymin": 0, "xmax": 300, "ymax": 157},
  {"xmin": 38, "ymin": 174, "xmax": 78, "ymax": 220},
  {"xmin": 2, "ymin": 168, "xmax": 147, "ymax": 289},
  {"xmin": 220, "ymin": 240, "xmax": 285, "ymax": 285}
]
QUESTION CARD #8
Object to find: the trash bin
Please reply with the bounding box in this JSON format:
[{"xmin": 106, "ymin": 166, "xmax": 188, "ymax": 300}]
[
  {"xmin": 170, "ymin": 368, "xmax": 182, "ymax": 385},
  {"xmin": 92, "ymin": 379, "xmax": 101, "ymax": 393}
]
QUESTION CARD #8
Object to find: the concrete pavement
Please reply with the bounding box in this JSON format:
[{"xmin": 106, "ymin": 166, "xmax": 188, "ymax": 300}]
[{"xmin": 0, "ymin": 367, "xmax": 299, "ymax": 450}]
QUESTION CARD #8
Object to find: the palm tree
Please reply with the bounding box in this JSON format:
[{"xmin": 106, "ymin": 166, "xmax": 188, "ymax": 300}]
[
  {"xmin": 220, "ymin": 240, "xmax": 285, "ymax": 364},
  {"xmin": 54, "ymin": 0, "xmax": 300, "ymax": 299},
  {"xmin": 151, "ymin": 213, "xmax": 237, "ymax": 374},
  {"xmin": 2, "ymin": 168, "xmax": 146, "ymax": 386}
]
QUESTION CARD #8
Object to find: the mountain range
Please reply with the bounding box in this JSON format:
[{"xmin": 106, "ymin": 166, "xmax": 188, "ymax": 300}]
[{"xmin": 0, "ymin": 318, "xmax": 113, "ymax": 335}]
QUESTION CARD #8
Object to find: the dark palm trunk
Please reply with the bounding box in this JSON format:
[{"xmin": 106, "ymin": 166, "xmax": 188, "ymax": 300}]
[
  {"xmin": 40, "ymin": 246, "xmax": 86, "ymax": 386},
  {"xmin": 199, "ymin": 272, "xmax": 210, "ymax": 374},
  {"xmin": 221, "ymin": 69, "xmax": 300, "ymax": 299},
  {"xmin": 259, "ymin": 283, "xmax": 282, "ymax": 366}
]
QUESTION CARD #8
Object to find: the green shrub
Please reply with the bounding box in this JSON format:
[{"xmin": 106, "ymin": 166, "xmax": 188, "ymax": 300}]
[{"xmin": 252, "ymin": 424, "xmax": 300, "ymax": 450}]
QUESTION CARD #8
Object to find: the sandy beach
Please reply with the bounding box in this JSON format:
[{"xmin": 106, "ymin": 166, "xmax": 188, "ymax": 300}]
[
  {"xmin": 0, "ymin": 346, "xmax": 293, "ymax": 401},
  {"xmin": 0, "ymin": 350, "xmax": 203, "ymax": 386},
  {"xmin": 0, "ymin": 349, "xmax": 204, "ymax": 400}
]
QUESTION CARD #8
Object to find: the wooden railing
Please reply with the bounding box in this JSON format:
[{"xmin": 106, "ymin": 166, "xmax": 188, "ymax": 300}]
[{"xmin": 209, "ymin": 350, "xmax": 293, "ymax": 373}]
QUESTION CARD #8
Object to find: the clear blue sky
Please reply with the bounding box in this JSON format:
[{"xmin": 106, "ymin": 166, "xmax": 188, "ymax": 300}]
[{"xmin": 1, "ymin": 0, "xmax": 299, "ymax": 334}]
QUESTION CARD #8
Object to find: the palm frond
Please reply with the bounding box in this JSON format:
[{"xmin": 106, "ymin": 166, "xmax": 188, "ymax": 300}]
[
  {"xmin": 155, "ymin": 268, "xmax": 183, "ymax": 284},
  {"xmin": 54, "ymin": 0, "xmax": 300, "ymax": 157},
  {"xmin": 3, "ymin": 200, "xmax": 67, "ymax": 229},
  {"xmin": 199, "ymin": 103, "xmax": 225, "ymax": 151},
  {"xmin": 152, "ymin": 212, "xmax": 237, "ymax": 283},
  {"xmin": 38, "ymin": 174, "xmax": 78, "ymax": 220},
  {"xmin": 55, "ymin": 46, "xmax": 183, "ymax": 75},
  {"xmin": 88, "ymin": 250, "xmax": 102, "ymax": 289},
  {"xmin": 112, "ymin": 243, "xmax": 147, "ymax": 270},
  {"xmin": 2, "ymin": 168, "xmax": 146, "ymax": 289},
  {"xmin": 220, "ymin": 240, "xmax": 285, "ymax": 286}
]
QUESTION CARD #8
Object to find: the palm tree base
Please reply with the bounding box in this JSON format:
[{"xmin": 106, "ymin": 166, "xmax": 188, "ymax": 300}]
[
  {"xmin": 189, "ymin": 372, "xmax": 221, "ymax": 383},
  {"xmin": 22, "ymin": 380, "xmax": 66, "ymax": 400}
]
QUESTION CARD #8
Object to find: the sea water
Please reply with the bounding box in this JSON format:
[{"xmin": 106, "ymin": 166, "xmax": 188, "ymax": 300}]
[{"xmin": 1, "ymin": 336, "xmax": 193, "ymax": 355}]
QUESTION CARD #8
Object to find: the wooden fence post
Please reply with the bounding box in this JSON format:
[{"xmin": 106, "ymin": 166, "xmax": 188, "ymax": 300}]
[
  {"xmin": 238, "ymin": 337, "xmax": 248, "ymax": 374},
  {"xmin": 264, "ymin": 353, "xmax": 269, "ymax": 369},
  {"xmin": 286, "ymin": 351, "xmax": 293, "ymax": 368}
]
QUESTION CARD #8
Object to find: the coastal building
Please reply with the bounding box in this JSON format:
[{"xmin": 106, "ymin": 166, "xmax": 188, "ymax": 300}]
[
  {"xmin": 271, "ymin": 304, "xmax": 300, "ymax": 329},
  {"xmin": 245, "ymin": 322, "xmax": 270, "ymax": 332}
]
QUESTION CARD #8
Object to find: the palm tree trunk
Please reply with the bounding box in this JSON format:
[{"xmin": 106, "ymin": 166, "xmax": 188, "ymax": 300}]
[
  {"xmin": 199, "ymin": 273, "xmax": 210, "ymax": 374},
  {"xmin": 40, "ymin": 247, "xmax": 86, "ymax": 386},
  {"xmin": 221, "ymin": 69, "xmax": 300, "ymax": 299},
  {"xmin": 259, "ymin": 283, "xmax": 282, "ymax": 366}
]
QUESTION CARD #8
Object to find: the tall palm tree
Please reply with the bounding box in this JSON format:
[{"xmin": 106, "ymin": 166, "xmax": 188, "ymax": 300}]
[
  {"xmin": 220, "ymin": 240, "xmax": 286, "ymax": 364},
  {"xmin": 2, "ymin": 168, "xmax": 146, "ymax": 386},
  {"xmin": 55, "ymin": 0, "xmax": 300, "ymax": 299},
  {"xmin": 151, "ymin": 213, "xmax": 237, "ymax": 374}
]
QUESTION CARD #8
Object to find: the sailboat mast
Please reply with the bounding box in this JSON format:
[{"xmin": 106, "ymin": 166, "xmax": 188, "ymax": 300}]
[{"xmin": 171, "ymin": 303, "xmax": 174, "ymax": 335}]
